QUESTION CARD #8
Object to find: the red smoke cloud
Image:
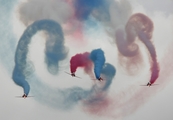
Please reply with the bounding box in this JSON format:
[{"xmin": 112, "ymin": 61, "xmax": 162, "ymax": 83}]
[{"xmin": 70, "ymin": 52, "xmax": 93, "ymax": 75}]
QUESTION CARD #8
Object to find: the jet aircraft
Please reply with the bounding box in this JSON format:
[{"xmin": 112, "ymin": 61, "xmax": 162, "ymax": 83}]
[{"xmin": 64, "ymin": 71, "xmax": 81, "ymax": 79}]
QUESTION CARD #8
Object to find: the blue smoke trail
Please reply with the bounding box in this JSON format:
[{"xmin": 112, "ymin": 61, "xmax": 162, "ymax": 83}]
[
  {"xmin": 89, "ymin": 49, "xmax": 106, "ymax": 79},
  {"xmin": 101, "ymin": 63, "xmax": 116, "ymax": 91},
  {"xmin": 74, "ymin": 0, "xmax": 110, "ymax": 21},
  {"xmin": 28, "ymin": 63, "xmax": 115, "ymax": 110},
  {"xmin": 0, "ymin": 0, "xmax": 18, "ymax": 72},
  {"xmin": 28, "ymin": 74, "xmax": 95, "ymax": 110},
  {"xmin": 12, "ymin": 19, "xmax": 68, "ymax": 95}
]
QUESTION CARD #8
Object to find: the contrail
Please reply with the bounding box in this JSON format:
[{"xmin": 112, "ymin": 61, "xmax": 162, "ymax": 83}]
[{"xmin": 12, "ymin": 19, "xmax": 68, "ymax": 96}]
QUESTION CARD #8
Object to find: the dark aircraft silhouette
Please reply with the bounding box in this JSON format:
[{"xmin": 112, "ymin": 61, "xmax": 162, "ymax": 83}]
[
  {"xmin": 64, "ymin": 71, "xmax": 81, "ymax": 79},
  {"xmin": 92, "ymin": 77, "xmax": 104, "ymax": 82},
  {"xmin": 140, "ymin": 82, "xmax": 159, "ymax": 87},
  {"xmin": 98, "ymin": 77, "xmax": 103, "ymax": 81},
  {"xmin": 22, "ymin": 93, "xmax": 27, "ymax": 98},
  {"xmin": 16, "ymin": 94, "xmax": 34, "ymax": 99}
]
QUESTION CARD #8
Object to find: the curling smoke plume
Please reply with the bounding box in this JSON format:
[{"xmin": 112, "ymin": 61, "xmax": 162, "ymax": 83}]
[
  {"xmin": 70, "ymin": 52, "xmax": 93, "ymax": 75},
  {"xmin": 12, "ymin": 19, "xmax": 68, "ymax": 95},
  {"xmin": 115, "ymin": 13, "xmax": 159, "ymax": 84},
  {"xmin": 89, "ymin": 49, "xmax": 106, "ymax": 79}
]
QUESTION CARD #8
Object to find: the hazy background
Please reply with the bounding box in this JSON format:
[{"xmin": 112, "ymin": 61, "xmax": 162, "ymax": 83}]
[{"xmin": 0, "ymin": 0, "xmax": 173, "ymax": 120}]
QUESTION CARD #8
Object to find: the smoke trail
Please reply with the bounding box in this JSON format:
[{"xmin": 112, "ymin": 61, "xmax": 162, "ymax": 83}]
[
  {"xmin": 89, "ymin": 49, "xmax": 106, "ymax": 79},
  {"xmin": 115, "ymin": 13, "xmax": 159, "ymax": 83},
  {"xmin": 115, "ymin": 29, "xmax": 139, "ymax": 57},
  {"xmin": 70, "ymin": 52, "xmax": 93, "ymax": 75},
  {"xmin": 97, "ymin": 44, "xmax": 173, "ymax": 119},
  {"xmin": 138, "ymin": 31, "xmax": 159, "ymax": 84},
  {"xmin": 12, "ymin": 19, "xmax": 68, "ymax": 95},
  {"xmin": 126, "ymin": 13, "xmax": 159, "ymax": 84}
]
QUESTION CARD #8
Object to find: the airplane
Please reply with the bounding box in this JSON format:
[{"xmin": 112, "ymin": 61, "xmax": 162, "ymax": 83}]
[
  {"xmin": 140, "ymin": 82, "xmax": 159, "ymax": 87},
  {"xmin": 98, "ymin": 77, "xmax": 103, "ymax": 81},
  {"xmin": 92, "ymin": 77, "xmax": 104, "ymax": 82},
  {"xmin": 15, "ymin": 93, "xmax": 34, "ymax": 99},
  {"xmin": 64, "ymin": 71, "xmax": 82, "ymax": 79}
]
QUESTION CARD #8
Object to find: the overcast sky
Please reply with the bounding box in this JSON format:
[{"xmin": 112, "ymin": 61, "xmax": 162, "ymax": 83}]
[{"xmin": 0, "ymin": 0, "xmax": 173, "ymax": 120}]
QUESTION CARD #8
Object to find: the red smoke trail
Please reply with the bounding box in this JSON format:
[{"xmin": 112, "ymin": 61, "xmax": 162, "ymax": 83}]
[
  {"xmin": 126, "ymin": 13, "xmax": 159, "ymax": 84},
  {"xmin": 90, "ymin": 44, "xmax": 173, "ymax": 119},
  {"xmin": 70, "ymin": 52, "xmax": 93, "ymax": 75},
  {"xmin": 81, "ymin": 38, "xmax": 173, "ymax": 120},
  {"xmin": 82, "ymin": 45, "xmax": 173, "ymax": 118},
  {"xmin": 116, "ymin": 13, "xmax": 159, "ymax": 84}
]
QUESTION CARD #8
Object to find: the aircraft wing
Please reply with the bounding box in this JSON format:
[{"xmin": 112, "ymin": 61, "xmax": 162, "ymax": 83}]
[
  {"xmin": 15, "ymin": 96, "xmax": 34, "ymax": 98},
  {"xmin": 91, "ymin": 78, "xmax": 103, "ymax": 81},
  {"xmin": 140, "ymin": 84, "xmax": 159, "ymax": 86},
  {"xmin": 64, "ymin": 71, "xmax": 71, "ymax": 75},
  {"xmin": 64, "ymin": 71, "xmax": 82, "ymax": 79}
]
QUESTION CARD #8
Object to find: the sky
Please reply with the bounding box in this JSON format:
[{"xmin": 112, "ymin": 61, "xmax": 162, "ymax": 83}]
[{"xmin": 0, "ymin": 0, "xmax": 173, "ymax": 120}]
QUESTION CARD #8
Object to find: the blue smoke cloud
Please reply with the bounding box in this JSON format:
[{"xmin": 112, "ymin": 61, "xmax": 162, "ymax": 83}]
[
  {"xmin": 74, "ymin": 0, "xmax": 110, "ymax": 21},
  {"xmin": 12, "ymin": 19, "xmax": 68, "ymax": 95},
  {"xmin": 89, "ymin": 49, "xmax": 106, "ymax": 79}
]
